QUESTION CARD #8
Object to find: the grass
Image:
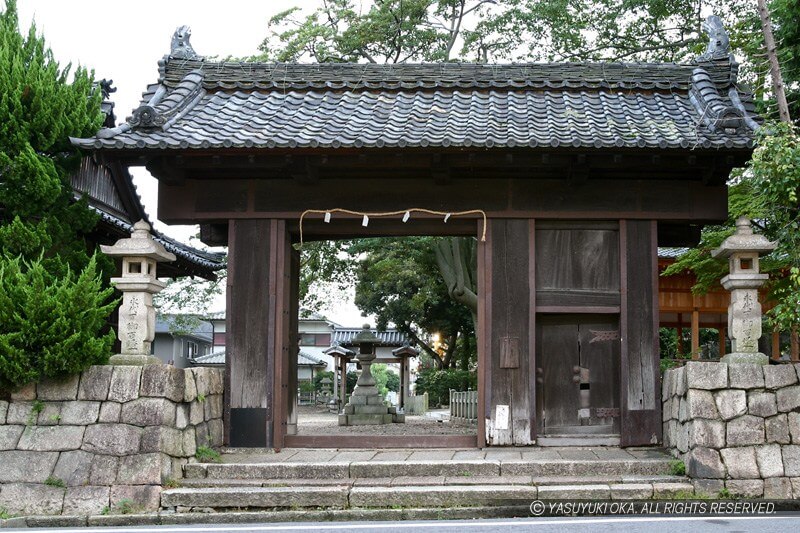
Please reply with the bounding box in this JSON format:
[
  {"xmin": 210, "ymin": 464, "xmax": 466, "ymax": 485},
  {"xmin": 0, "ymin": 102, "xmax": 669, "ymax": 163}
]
[
  {"xmin": 668, "ymin": 459, "xmax": 686, "ymax": 476},
  {"xmin": 195, "ymin": 445, "xmax": 222, "ymax": 463},
  {"xmin": 44, "ymin": 476, "xmax": 65, "ymax": 488},
  {"xmin": 115, "ymin": 499, "xmax": 138, "ymax": 515},
  {"xmin": 718, "ymin": 487, "xmax": 733, "ymax": 499},
  {"xmin": 0, "ymin": 507, "xmax": 11, "ymax": 520},
  {"xmin": 27, "ymin": 400, "xmax": 45, "ymax": 425},
  {"xmin": 197, "ymin": 394, "xmax": 206, "ymax": 403},
  {"xmin": 163, "ymin": 478, "xmax": 181, "ymax": 489}
]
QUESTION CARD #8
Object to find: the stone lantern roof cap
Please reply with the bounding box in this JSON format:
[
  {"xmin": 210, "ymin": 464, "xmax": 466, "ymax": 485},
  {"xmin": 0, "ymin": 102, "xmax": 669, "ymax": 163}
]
[
  {"xmin": 100, "ymin": 220, "xmax": 177, "ymax": 262},
  {"xmin": 711, "ymin": 216, "xmax": 776, "ymax": 258},
  {"xmin": 352, "ymin": 324, "xmax": 382, "ymax": 345}
]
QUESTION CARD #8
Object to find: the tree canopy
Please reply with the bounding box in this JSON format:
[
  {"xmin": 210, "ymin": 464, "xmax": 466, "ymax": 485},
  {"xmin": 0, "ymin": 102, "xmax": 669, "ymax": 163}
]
[
  {"xmin": 0, "ymin": 0, "xmax": 106, "ymax": 276},
  {"xmin": 0, "ymin": 0, "xmax": 117, "ymax": 386}
]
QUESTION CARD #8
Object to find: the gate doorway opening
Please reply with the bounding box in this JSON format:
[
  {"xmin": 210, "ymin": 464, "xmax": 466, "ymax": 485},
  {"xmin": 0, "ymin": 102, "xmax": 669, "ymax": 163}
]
[{"xmin": 282, "ymin": 231, "xmax": 481, "ymax": 449}]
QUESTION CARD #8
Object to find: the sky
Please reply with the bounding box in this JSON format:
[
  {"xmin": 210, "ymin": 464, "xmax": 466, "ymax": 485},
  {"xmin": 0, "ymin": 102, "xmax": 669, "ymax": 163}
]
[{"xmin": 15, "ymin": 0, "xmax": 368, "ymax": 325}]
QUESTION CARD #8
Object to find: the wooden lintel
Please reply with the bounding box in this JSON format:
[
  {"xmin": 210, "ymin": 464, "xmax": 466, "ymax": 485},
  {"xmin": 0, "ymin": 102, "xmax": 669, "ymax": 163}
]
[{"xmin": 199, "ymin": 223, "xmax": 229, "ymax": 246}]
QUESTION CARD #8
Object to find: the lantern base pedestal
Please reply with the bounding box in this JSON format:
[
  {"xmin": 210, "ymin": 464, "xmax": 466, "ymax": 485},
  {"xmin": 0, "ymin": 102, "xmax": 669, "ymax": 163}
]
[
  {"xmin": 108, "ymin": 354, "xmax": 163, "ymax": 366},
  {"xmin": 720, "ymin": 352, "xmax": 769, "ymax": 365},
  {"xmin": 338, "ymin": 394, "xmax": 404, "ymax": 425}
]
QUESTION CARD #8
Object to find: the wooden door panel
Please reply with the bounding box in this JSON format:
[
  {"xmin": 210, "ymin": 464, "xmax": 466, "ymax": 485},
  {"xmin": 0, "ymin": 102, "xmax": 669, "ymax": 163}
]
[
  {"xmin": 538, "ymin": 315, "xmax": 620, "ymax": 436},
  {"xmin": 538, "ymin": 318, "xmax": 579, "ymax": 432},
  {"xmin": 578, "ymin": 319, "xmax": 620, "ymax": 433}
]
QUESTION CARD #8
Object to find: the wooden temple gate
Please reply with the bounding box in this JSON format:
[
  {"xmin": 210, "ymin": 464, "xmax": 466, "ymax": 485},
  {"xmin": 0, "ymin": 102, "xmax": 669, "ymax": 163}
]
[{"xmin": 74, "ymin": 24, "xmax": 760, "ymax": 449}]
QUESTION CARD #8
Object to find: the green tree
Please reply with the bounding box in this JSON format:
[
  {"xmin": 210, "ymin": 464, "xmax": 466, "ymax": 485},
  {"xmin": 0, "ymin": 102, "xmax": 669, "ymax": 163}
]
[
  {"xmin": 0, "ymin": 0, "xmax": 117, "ymax": 387},
  {"xmin": 0, "ymin": 0, "xmax": 106, "ymax": 276},
  {"xmin": 664, "ymin": 122, "xmax": 800, "ymax": 333},
  {"xmin": 351, "ymin": 237, "xmax": 475, "ymax": 369},
  {"xmin": 0, "ymin": 255, "xmax": 117, "ymax": 389}
]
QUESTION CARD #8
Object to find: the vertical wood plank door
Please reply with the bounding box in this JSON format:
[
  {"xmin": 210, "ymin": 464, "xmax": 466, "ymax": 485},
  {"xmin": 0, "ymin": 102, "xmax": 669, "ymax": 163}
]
[{"xmin": 537, "ymin": 315, "xmax": 620, "ymax": 436}]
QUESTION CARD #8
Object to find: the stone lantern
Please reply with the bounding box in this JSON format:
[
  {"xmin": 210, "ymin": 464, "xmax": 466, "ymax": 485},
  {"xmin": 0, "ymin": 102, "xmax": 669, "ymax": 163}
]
[
  {"xmin": 711, "ymin": 216, "xmax": 776, "ymax": 365},
  {"xmin": 100, "ymin": 220, "xmax": 176, "ymax": 365},
  {"xmin": 339, "ymin": 324, "xmax": 404, "ymax": 425}
]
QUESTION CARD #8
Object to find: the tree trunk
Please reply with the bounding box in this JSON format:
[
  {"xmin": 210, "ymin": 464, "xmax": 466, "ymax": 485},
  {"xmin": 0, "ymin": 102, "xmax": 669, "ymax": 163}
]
[
  {"xmin": 757, "ymin": 0, "xmax": 792, "ymax": 123},
  {"xmin": 434, "ymin": 237, "xmax": 478, "ymax": 331},
  {"xmin": 406, "ymin": 328, "xmax": 444, "ymax": 369},
  {"xmin": 442, "ymin": 331, "xmax": 458, "ymax": 369},
  {"xmin": 460, "ymin": 327, "xmax": 471, "ymax": 370}
]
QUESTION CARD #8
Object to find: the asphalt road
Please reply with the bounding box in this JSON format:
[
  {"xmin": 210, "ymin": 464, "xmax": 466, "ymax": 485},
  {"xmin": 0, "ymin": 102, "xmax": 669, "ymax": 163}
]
[{"xmin": 8, "ymin": 515, "xmax": 800, "ymax": 533}]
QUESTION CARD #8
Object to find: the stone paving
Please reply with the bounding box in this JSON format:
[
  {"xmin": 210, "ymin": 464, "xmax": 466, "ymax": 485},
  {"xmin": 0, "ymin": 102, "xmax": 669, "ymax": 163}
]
[
  {"xmin": 220, "ymin": 446, "xmax": 672, "ymax": 464},
  {"xmin": 296, "ymin": 406, "xmax": 475, "ymax": 436}
]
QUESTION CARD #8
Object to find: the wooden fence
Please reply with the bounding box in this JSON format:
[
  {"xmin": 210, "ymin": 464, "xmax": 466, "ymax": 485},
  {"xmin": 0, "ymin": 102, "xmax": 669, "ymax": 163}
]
[{"xmin": 449, "ymin": 389, "xmax": 478, "ymax": 425}]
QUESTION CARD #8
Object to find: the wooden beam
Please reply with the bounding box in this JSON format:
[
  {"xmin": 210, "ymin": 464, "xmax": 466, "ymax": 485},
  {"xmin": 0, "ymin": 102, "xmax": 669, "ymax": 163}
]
[
  {"xmin": 718, "ymin": 327, "xmax": 727, "ymax": 358},
  {"xmin": 691, "ymin": 309, "xmax": 700, "ymax": 360},
  {"xmin": 792, "ymin": 328, "xmax": 799, "ymax": 362}
]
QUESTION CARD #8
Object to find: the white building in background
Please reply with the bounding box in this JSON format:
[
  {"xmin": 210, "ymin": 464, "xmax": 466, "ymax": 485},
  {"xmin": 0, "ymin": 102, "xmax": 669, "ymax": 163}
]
[{"xmin": 151, "ymin": 314, "xmax": 214, "ymax": 368}]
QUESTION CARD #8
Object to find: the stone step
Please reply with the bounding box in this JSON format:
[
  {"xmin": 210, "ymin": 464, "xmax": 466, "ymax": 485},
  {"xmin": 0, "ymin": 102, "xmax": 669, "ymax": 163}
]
[
  {"xmin": 179, "ymin": 474, "xmax": 688, "ymax": 489},
  {"xmin": 184, "ymin": 458, "xmax": 673, "ymax": 480},
  {"xmin": 162, "ymin": 481, "xmax": 696, "ymax": 511},
  {"xmin": 161, "ymin": 486, "xmax": 350, "ymax": 509}
]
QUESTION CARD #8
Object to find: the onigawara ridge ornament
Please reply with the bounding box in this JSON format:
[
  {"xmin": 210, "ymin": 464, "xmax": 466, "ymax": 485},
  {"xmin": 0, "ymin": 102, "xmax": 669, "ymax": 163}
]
[{"xmin": 711, "ymin": 217, "xmax": 777, "ymax": 365}]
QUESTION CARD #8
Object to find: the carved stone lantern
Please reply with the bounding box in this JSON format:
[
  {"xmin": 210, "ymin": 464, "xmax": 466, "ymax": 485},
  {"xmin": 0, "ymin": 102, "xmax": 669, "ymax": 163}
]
[
  {"xmin": 101, "ymin": 220, "xmax": 176, "ymax": 365},
  {"xmin": 339, "ymin": 325, "xmax": 403, "ymax": 425},
  {"xmin": 711, "ymin": 217, "xmax": 776, "ymax": 365}
]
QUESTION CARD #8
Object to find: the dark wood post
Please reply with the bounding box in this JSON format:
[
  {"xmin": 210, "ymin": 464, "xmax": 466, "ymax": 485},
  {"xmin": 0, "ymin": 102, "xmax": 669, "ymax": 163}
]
[
  {"xmin": 226, "ymin": 219, "xmax": 276, "ymax": 447},
  {"xmin": 620, "ymin": 220, "xmax": 661, "ymax": 446},
  {"xmin": 485, "ymin": 219, "xmax": 534, "ymax": 445}
]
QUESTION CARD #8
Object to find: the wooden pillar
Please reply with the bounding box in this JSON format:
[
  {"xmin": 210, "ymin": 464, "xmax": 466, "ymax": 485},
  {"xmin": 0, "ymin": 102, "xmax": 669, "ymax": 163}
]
[
  {"xmin": 227, "ymin": 219, "xmax": 280, "ymax": 448},
  {"xmin": 772, "ymin": 330, "xmax": 781, "ymax": 361},
  {"xmin": 284, "ymin": 241, "xmax": 299, "ymax": 437},
  {"xmin": 485, "ymin": 219, "xmax": 533, "ymax": 446},
  {"xmin": 791, "ymin": 328, "xmax": 799, "ymax": 362},
  {"xmin": 340, "ymin": 357, "xmax": 347, "ymax": 404},
  {"xmin": 332, "ymin": 355, "xmax": 339, "ymax": 404},
  {"xmin": 620, "ymin": 220, "xmax": 660, "ymax": 447},
  {"xmin": 718, "ymin": 326, "xmax": 727, "ymax": 358},
  {"xmin": 691, "ymin": 309, "xmax": 700, "ymax": 360}
]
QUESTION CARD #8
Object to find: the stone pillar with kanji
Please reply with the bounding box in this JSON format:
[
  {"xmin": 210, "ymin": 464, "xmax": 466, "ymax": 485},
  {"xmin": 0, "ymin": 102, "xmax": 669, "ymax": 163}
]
[
  {"xmin": 101, "ymin": 220, "xmax": 176, "ymax": 365},
  {"xmin": 711, "ymin": 216, "xmax": 776, "ymax": 365}
]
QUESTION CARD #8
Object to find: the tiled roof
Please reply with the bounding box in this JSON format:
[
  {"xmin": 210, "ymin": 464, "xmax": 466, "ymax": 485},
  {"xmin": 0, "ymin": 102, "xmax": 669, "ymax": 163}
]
[
  {"xmin": 658, "ymin": 247, "xmax": 690, "ymax": 259},
  {"xmin": 191, "ymin": 349, "xmax": 326, "ymax": 367},
  {"xmin": 91, "ymin": 206, "xmax": 225, "ymax": 273},
  {"xmin": 298, "ymin": 350, "xmax": 327, "ymax": 366},
  {"xmin": 192, "ymin": 350, "xmax": 225, "ymax": 365},
  {"xmin": 73, "ymin": 56, "xmax": 759, "ymax": 152},
  {"xmin": 332, "ymin": 328, "xmax": 410, "ymax": 347}
]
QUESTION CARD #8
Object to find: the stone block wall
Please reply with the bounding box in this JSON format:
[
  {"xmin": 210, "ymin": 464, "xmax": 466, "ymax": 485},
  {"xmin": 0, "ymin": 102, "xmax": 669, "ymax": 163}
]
[
  {"xmin": 663, "ymin": 362, "xmax": 800, "ymax": 498},
  {"xmin": 0, "ymin": 365, "xmax": 224, "ymax": 516}
]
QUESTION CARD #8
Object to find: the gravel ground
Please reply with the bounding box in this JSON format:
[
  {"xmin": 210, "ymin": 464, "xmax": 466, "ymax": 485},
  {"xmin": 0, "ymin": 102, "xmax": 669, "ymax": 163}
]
[{"xmin": 296, "ymin": 405, "xmax": 476, "ymax": 436}]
